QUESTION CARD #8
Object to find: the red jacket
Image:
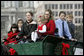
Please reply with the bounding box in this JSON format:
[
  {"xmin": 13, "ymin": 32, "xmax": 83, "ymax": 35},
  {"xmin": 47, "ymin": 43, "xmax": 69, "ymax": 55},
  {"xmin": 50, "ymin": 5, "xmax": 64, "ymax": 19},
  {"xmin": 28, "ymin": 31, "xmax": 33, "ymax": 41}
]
[
  {"xmin": 38, "ymin": 20, "xmax": 56, "ymax": 35},
  {"xmin": 4, "ymin": 31, "xmax": 19, "ymax": 45}
]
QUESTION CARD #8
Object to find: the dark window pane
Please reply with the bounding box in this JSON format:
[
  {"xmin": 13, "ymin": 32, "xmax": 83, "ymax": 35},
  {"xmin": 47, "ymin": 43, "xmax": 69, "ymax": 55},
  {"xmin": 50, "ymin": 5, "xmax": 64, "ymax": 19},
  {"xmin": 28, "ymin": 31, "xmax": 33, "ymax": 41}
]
[
  {"xmin": 67, "ymin": 11, "xmax": 70, "ymax": 14},
  {"xmin": 52, "ymin": 4, "xmax": 54, "ymax": 9},
  {"xmin": 19, "ymin": 1, "xmax": 23, "ymax": 7},
  {"xmin": 67, "ymin": 4, "xmax": 69, "ymax": 9},
  {"xmin": 78, "ymin": 18, "xmax": 80, "ymax": 23},
  {"xmin": 70, "ymin": 11, "xmax": 73, "ymax": 14},
  {"xmin": 70, "ymin": 4, "xmax": 73, "ymax": 9},
  {"xmin": 81, "ymin": 18, "xmax": 83, "ymax": 23},
  {"xmin": 81, "ymin": 4, "xmax": 83, "ymax": 9},
  {"xmin": 75, "ymin": 4, "xmax": 77, "ymax": 9},
  {"xmin": 55, "ymin": 4, "xmax": 58, "ymax": 9},
  {"xmin": 75, "ymin": 18, "xmax": 77, "ymax": 23},
  {"xmin": 60, "ymin": 4, "xmax": 62, "ymax": 9},
  {"xmin": 49, "ymin": 4, "xmax": 51, "ymax": 9},
  {"xmin": 55, "ymin": 12, "xmax": 58, "ymax": 16},
  {"xmin": 78, "ymin": 11, "xmax": 80, "ymax": 16},
  {"xmin": 78, "ymin": 4, "xmax": 80, "ymax": 9},
  {"xmin": 45, "ymin": 4, "xmax": 47, "ymax": 9},
  {"xmin": 52, "ymin": 11, "xmax": 54, "ymax": 16},
  {"xmin": 75, "ymin": 11, "xmax": 77, "ymax": 16},
  {"xmin": 64, "ymin": 4, "xmax": 66, "ymax": 9}
]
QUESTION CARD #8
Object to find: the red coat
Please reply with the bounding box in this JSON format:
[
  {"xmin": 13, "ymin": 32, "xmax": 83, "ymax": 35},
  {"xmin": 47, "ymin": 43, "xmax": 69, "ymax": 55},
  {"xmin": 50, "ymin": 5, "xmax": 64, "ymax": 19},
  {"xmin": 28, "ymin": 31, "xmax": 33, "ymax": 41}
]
[
  {"xmin": 38, "ymin": 20, "xmax": 56, "ymax": 35},
  {"xmin": 4, "ymin": 31, "xmax": 19, "ymax": 45}
]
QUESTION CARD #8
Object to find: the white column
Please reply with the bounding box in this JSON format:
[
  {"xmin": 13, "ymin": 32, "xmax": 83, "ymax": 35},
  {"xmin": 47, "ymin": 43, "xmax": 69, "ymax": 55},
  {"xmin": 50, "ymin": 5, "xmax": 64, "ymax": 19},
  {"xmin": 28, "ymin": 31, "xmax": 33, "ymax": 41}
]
[
  {"xmin": 13, "ymin": 15, "xmax": 15, "ymax": 23},
  {"xmin": 8, "ymin": 15, "xmax": 11, "ymax": 31},
  {"xmin": 12, "ymin": 1, "xmax": 15, "ymax": 7},
  {"xmin": 73, "ymin": 3, "xmax": 75, "ymax": 24}
]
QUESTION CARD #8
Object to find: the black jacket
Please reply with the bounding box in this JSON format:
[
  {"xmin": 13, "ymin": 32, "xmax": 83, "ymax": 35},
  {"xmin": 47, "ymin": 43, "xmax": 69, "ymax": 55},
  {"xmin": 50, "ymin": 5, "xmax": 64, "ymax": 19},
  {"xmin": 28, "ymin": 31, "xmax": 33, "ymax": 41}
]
[
  {"xmin": 67, "ymin": 21, "xmax": 75, "ymax": 38},
  {"xmin": 18, "ymin": 20, "xmax": 37, "ymax": 37}
]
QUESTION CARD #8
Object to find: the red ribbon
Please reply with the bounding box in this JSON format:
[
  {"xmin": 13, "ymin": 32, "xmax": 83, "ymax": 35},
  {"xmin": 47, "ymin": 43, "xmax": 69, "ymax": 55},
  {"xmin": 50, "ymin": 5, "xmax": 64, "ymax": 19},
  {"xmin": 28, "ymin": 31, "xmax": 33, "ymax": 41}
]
[
  {"xmin": 62, "ymin": 43, "xmax": 70, "ymax": 55},
  {"xmin": 9, "ymin": 48, "xmax": 16, "ymax": 55},
  {"xmin": 38, "ymin": 15, "xmax": 42, "ymax": 18}
]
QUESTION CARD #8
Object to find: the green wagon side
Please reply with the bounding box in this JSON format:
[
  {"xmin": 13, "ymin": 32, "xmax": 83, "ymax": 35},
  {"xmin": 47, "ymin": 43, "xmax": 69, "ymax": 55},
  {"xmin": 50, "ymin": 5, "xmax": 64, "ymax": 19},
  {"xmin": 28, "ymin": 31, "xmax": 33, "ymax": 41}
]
[{"xmin": 2, "ymin": 35, "xmax": 83, "ymax": 55}]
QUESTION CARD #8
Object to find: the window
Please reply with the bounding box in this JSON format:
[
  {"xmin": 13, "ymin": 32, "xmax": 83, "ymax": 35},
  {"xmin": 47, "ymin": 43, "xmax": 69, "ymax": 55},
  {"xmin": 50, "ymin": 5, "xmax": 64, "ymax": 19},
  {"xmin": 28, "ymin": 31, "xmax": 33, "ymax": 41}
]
[
  {"xmin": 10, "ymin": 1, "xmax": 15, "ymax": 7},
  {"xmin": 45, "ymin": 4, "xmax": 47, "ymax": 9},
  {"xmin": 80, "ymin": 11, "xmax": 82, "ymax": 16},
  {"xmin": 81, "ymin": 4, "xmax": 83, "ymax": 9},
  {"xmin": 78, "ymin": 4, "xmax": 80, "ymax": 9},
  {"xmin": 75, "ymin": 18, "xmax": 77, "ymax": 23},
  {"xmin": 52, "ymin": 4, "xmax": 54, "ymax": 9},
  {"xmin": 70, "ymin": 4, "xmax": 73, "ymax": 9},
  {"xmin": 55, "ymin": 4, "xmax": 58, "ymax": 9},
  {"xmin": 49, "ymin": 4, "xmax": 51, "ymax": 9},
  {"xmin": 52, "ymin": 11, "xmax": 54, "ymax": 16},
  {"xmin": 78, "ymin": 18, "xmax": 80, "ymax": 23},
  {"xmin": 78, "ymin": 11, "xmax": 81, "ymax": 16},
  {"xmin": 1, "ymin": 1, "xmax": 4, "ymax": 7},
  {"xmin": 55, "ymin": 12, "xmax": 58, "ymax": 16},
  {"xmin": 60, "ymin": 4, "xmax": 62, "ymax": 9},
  {"xmin": 67, "ymin": 4, "xmax": 69, "ymax": 9},
  {"xmin": 75, "ymin": 4, "xmax": 77, "ymax": 9},
  {"xmin": 81, "ymin": 18, "xmax": 83, "ymax": 23},
  {"xmin": 71, "ymin": 11, "xmax": 73, "ymax": 14},
  {"xmin": 67, "ymin": 11, "xmax": 73, "ymax": 15},
  {"xmin": 30, "ymin": 1, "xmax": 34, "ymax": 8},
  {"xmin": 64, "ymin": 4, "xmax": 66, "ymax": 9},
  {"xmin": 19, "ymin": 1, "xmax": 23, "ymax": 7},
  {"xmin": 67, "ymin": 11, "xmax": 70, "ymax": 14},
  {"xmin": 75, "ymin": 11, "xmax": 77, "ymax": 16}
]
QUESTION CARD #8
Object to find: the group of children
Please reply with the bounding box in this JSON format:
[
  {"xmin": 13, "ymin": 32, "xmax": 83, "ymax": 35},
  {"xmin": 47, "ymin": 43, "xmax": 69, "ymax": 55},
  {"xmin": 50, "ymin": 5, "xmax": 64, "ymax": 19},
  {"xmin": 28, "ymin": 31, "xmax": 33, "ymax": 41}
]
[
  {"xmin": 2, "ymin": 11, "xmax": 77, "ymax": 45},
  {"xmin": 2, "ymin": 19, "xmax": 24, "ymax": 45}
]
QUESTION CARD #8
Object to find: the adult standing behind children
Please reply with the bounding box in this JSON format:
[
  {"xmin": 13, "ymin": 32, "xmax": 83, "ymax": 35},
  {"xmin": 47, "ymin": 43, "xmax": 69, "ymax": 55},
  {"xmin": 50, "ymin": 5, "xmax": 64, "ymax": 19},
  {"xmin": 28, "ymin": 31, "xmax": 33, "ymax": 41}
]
[
  {"xmin": 38, "ymin": 9, "xmax": 56, "ymax": 36},
  {"xmin": 16, "ymin": 11, "xmax": 37, "ymax": 43}
]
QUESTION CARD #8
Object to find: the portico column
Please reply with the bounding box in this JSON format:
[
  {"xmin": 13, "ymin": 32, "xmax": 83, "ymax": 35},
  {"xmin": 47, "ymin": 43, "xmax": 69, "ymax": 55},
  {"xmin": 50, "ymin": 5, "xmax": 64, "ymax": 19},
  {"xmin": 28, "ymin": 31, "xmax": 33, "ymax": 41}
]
[{"xmin": 8, "ymin": 15, "xmax": 11, "ymax": 31}]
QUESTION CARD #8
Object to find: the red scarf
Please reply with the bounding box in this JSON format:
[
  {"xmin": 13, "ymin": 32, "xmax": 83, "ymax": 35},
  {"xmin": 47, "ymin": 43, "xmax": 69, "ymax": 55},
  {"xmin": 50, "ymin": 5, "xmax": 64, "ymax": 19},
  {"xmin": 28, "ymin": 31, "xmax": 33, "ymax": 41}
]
[
  {"xmin": 9, "ymin": 48, "xmax": 16, "ymax": 55},
  {"xmin": 37, "ymin": 24, "xmax": 44, "ymax": 31},
  {"xmin": 62, "ymin": 42, "xmax": 70, "ymax": 55}
]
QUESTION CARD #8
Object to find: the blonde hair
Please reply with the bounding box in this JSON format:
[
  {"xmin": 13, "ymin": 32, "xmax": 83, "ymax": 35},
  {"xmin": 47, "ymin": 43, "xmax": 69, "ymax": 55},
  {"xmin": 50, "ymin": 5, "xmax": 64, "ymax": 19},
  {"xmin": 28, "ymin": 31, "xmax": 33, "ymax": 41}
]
[
  {"xmin": 37, "ymin": 15, "xmax": 47, "ymax": 23},
  {"xmin": 67, "ymin": 14, "xmax": 73, "ymax": 19}
]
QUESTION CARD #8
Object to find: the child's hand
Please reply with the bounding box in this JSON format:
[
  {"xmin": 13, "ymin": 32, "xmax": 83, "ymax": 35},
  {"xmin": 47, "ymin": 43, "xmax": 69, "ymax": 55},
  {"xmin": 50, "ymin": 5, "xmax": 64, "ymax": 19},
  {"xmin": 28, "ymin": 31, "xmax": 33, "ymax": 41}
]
[
  {"xmin": 71, "ymin": 38, "xmax": 77, "ymax": 41},
  {"xmin": 23, "ymin": 36, "xmax": 27, "ymax": 39},
  {"xmin": 62, "ymin": 37, "xmax": 65, "ymax": 39},
  {"xmin": 2, "ymin": 39, "xmax": 5, "ymax": 42},
  {"xmin": 16, "ymin": 35, "xmax": 19, "ymax": 38}
]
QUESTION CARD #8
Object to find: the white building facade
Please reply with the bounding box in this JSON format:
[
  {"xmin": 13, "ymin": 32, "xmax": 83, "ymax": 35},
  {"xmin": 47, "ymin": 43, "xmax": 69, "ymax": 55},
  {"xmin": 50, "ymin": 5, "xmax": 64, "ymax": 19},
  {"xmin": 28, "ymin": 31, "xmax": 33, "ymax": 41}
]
[
  {"xmin": 1, "ymin": 1, "xmax": 34, "ymax": 38},
  {"xmin": 35, "ymin": 1, "xmax": 83, "ymax": 26}
]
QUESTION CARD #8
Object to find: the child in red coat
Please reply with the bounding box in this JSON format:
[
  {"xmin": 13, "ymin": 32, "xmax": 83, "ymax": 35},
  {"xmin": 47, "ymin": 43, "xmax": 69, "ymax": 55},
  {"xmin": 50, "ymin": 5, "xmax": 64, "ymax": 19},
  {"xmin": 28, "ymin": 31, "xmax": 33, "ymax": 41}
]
[
  {"xmin": 37, "ymin": 15, "xmax": 48, "ymax": 33},
  {"xmin": 2, "ymin": 24, "xmax": 20, "ymax": 45}
]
